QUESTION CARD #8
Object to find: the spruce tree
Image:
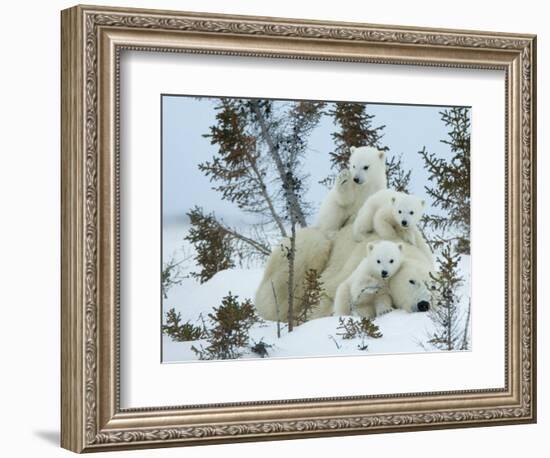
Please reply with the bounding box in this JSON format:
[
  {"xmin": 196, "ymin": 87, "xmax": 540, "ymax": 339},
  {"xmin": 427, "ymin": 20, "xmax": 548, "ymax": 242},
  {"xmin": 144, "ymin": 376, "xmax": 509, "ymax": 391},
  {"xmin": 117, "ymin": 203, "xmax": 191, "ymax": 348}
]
[
  {"xmin": 161, "ymin": 255, "xmax": 188, "ymax": 299},
  {"xmin": 185, "ymin": 206, "xmax": 236, "ymax": 283},
  {"xmin": 162, "ymin": 308, "xmax": 206, "ymax": 342},
  {"xmin": 274, "ymin": 101, "xmax": 325, "ymax": 331},
  {"xmin": 192, "ymin": 99, "xmax": 325, "ymax": 286},
  {"xmin": 328, "ymin": 102, "xmax": 387, "ymax": 171},
  {"xmin": 419, "ymin": 107, "xmax": 471, "ymax": 254},
  {"xmin": 326, "ymin": 102, "xmax": 411, "ymax": 192},
  {"xmin": 200, "ymin": 98, "xmax": 288, "ymax": 235},
  {"xmin": 295, "ymin": 268, "xmax": 324, "ymax": 325},
  {"xmin": 426, "ymin": 246, "xmax": 465, "ymax": 351},
  {"xmin": 191, "ymin": 293, "xmax": 260, "ymax": 360},
  {"xmin": 201, "ymin": 99, "xmax": 326, "ymax": 328},
  {"xmin": 202, "ymin": 98, "xmax": 324, "ymax": 234},
  {"xmin": 335, "ymin": 317, "xmax": 383, "ymax": 351},
  {"xmin": 385, "ymin": 153, "xmax": 412, "ymax": 193}
]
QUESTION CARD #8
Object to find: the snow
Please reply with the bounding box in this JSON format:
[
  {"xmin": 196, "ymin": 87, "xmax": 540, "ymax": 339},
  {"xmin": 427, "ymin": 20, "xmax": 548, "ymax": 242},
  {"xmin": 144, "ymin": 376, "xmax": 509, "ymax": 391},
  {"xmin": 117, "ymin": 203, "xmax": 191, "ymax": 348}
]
[{"xmin": 162, "ymin": 252, "xmax": 472, "ymax": 363}]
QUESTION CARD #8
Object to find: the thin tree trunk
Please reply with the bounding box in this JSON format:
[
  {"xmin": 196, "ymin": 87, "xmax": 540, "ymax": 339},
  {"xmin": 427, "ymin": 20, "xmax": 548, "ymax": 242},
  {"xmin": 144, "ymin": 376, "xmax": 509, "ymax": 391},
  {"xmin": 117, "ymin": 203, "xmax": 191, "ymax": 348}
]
[
  {"xmin": 460, "ymin": 300, "xmax": 471, "ymax": 350},
  {"xmin": 244, "ymin": 150, "xmax": 287, "ymax": 238},
  {"xmin": 251, "ymin": 101, "xmax": 307, "ymax": 227},
  {"xmin": 271, "ymin": 281, "xmax": 281, "ymax": 339},
  {"xmin": 287, "ymin": 221, "xmax": 296, "ymax": 332},
  {"xmin": 446, "ymin": 306, "xmax": 453, "ymax": 351}
]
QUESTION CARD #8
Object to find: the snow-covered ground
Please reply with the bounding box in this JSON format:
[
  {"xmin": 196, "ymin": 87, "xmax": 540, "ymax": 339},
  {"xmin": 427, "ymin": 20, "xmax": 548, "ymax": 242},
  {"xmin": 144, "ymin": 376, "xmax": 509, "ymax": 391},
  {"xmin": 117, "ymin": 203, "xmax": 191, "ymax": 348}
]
[{"xmin": 162, "ymin": 222, "xmax": 472, "ymax": 363}]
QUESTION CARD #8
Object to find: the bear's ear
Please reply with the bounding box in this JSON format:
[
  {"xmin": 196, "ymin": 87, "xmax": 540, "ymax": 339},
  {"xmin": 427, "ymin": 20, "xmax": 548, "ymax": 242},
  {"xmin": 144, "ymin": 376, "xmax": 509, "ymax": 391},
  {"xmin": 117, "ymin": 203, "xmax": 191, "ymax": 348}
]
[
  {"xmin": 350, "ymin": 146, "xmax": 356, "ymax": 154},
  {"xmin": 421, "ymin": 199, "xmax": 426, "ymax": 207},
  {"xmin": 378, "ymin": 150, "xmax": 385, "ymax": 160},
  {"xmin": 367, "ymin": 243, "xmax": 374, "ymax": 253}
]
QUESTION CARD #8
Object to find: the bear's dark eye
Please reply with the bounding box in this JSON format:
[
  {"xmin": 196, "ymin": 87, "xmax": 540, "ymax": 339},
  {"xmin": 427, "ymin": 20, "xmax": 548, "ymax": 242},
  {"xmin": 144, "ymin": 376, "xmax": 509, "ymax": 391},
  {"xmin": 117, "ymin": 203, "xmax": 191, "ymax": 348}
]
[
  {"xmin": 398, "ymin": 210, "xmax": 402, "ymax": 214},
  {"xmin": 431, "ymin": 285, "xmax": 436, "ymax": 290},
  {"xmin": 390, "ymin": 259, "xmax": 394, "ymax": 264},
  {"xmin": 363, "ymin": 165, "xmax": 369, "ymax": 170},
  {"xmin": 409, "ymin": 279, "xmax": 416, "ymax": 285},
  {"xmin": 377, "ymin": 260, "xmax": 381, "ymax": 264},
  {"xmin": 410, "ymin": 211, "xmax": 414, "ymax": 215},
  {"xmin": 352, "ymin": 165, "xmax": 356, "ymax": 169}
]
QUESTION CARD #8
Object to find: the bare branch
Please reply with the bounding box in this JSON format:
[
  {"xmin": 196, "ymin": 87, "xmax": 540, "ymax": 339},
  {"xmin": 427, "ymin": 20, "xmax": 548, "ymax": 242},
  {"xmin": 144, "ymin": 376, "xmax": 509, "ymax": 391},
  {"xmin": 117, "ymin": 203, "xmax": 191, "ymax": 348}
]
[
  {"xmin": 220, "ymin": 224, "xmax": 271, "ymax": 257},
  {"xmin": 185, "ymin": 207, "xmax": 270, "ymax": 283}
]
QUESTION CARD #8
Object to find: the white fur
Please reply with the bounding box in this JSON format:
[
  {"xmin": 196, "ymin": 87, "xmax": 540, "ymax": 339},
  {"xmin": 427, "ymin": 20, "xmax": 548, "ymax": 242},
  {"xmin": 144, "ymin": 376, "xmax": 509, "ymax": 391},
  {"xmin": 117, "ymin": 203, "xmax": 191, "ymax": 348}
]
[
  {"xmin": 254, "ymin": 150, "xmax": 439, "ymax": 322},
  {"xmin": 316, "ymin": 146, "xmax": 387, "ymax": 234},
  {"xmin": 253, "ymin": 227, "xmax": 332, "ymax": 321},
  {"xmin": 254, "ymin": 224, "xmax": 435, "ymax": 323},
  {"xmin": 388, "ymin": 257, "xmax": 435, "ymax": 313},
  {"xmin": 312, "ymin": 225, "xmax": 435, "ymax": 319},
  {"xmin": 353, "ymin": 189, "xmax": 433, "ymax": 264},
  {"xmin": 334, "ymin": 241, "xmax": 403, "ymax": 318}
]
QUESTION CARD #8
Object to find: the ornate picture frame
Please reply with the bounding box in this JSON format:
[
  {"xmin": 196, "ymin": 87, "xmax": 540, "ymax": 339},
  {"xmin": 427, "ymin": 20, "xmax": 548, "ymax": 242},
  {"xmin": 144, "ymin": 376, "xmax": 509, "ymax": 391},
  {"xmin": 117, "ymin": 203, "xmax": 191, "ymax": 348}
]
[{"xmin": 61, "ymin": 4, "xmax": 536, "ymax": 453}]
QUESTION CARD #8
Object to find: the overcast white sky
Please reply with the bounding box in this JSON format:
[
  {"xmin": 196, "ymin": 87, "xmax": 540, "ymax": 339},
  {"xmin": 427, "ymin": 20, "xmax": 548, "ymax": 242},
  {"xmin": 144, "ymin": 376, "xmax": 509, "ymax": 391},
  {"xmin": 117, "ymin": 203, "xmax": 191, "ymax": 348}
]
[{"xmin": 162, "ymin": 96, "xmax": 467, "ymax": 229}]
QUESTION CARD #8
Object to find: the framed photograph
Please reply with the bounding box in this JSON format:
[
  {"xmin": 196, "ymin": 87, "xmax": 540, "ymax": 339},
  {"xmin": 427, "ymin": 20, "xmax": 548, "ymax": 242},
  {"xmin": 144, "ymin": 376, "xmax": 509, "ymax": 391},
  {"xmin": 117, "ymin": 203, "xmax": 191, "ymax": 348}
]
[{"xmin": 61, "ymin": 4, "xmax": 537, "ymax": 453}]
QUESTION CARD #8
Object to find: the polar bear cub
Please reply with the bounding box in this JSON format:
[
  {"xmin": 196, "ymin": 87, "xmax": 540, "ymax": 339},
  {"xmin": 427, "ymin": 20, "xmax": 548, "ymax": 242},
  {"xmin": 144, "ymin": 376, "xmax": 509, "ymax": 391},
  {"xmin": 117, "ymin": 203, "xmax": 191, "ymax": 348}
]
[
  {"xmin": 316, "ymin": 146, "xmax": 387, "ymax": 234},
  {"xmin": 353, "ymin": 189, "xmax": 434, "ymax": 265},
  {"xmin": 334, "ymin": 240, "xmax": 403, "ymax": 318},
  {"xmin": 353, "ymin": 189, "xmax": 425, "ymax": 243}
]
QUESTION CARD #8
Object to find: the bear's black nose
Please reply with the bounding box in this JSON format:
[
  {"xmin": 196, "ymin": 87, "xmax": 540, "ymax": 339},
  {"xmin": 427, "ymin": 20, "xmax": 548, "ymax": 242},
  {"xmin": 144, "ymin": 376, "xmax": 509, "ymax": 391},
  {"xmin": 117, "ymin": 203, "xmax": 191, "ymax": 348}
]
[
  {"xmin": 353, "ymin": 177, "xmax": 360, "ymax": 184},
  {"xmin": 401, "ymin": 220, "xmax": 408, "ymax": 227},
  {"xmin": 381, "ymin": 270, "xmax": 388, "ymax": 278},
  {"xmin": 417, "ymin": 301, "xmax": 429, "ymax": 312}
]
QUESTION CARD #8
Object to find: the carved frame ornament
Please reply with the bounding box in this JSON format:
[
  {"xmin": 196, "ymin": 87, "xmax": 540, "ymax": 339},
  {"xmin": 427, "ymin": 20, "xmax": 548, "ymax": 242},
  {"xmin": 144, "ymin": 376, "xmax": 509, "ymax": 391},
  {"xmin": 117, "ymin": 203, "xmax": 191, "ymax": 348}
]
[{"xmin": 61, "ymin": 4, "xmax": 536, "ymax": 453}]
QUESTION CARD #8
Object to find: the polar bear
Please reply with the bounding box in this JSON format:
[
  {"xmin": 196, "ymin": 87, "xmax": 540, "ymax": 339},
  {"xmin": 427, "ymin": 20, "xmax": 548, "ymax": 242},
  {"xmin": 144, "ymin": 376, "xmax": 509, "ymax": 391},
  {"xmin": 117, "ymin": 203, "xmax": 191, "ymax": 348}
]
[
  {"xmin": 254, "ymin": 224, "xmax": 434, "ymax": 322},
  {"xmin": 311, "ymin": 225, "xmax": 435, "ymax": 319},
  {"xmin": 388, "ymin": 255, "xmax": 434, "ymax": 314},
  {"xmin": 333, "ymin": 240, "xmax": 403, "ymax": 318},
  {"xmin": 254, "ymin": 146, "xmax": 387, "ymax": 321},
  {"xmin": 353, "ymin": 189, "xmax": 433, "ymax": 265},
  {"xmin": 315, "ymin": 146, "xmax": 387, "ymax": 234},
  {"xmin": 253, "ymin": 227, "xmax": 333, "ymax": 321}
]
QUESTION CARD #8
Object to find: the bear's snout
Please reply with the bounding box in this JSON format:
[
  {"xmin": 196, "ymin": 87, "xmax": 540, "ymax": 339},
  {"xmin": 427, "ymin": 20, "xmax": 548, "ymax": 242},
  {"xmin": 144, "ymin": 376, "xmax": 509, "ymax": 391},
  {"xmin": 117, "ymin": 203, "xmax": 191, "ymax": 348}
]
[
  {"xmin": 401, "ymin": 220, "xmax": 408, "ymax": 227},
  {"xmin": 381, "ymin": 270, "xmax": 388, "ymax": 278},
  {"xmin": 417, "ymin": 300, "xmax": 430, "ymax": 312},
  {"xmin": 353, "ymin": 177, "xmax": 361, "ymax": 184}
]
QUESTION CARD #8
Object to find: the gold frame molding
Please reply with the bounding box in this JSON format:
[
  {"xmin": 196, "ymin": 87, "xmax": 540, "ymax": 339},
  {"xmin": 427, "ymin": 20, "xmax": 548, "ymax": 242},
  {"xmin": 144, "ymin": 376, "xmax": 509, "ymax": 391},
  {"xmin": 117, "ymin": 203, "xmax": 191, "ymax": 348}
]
[{"xmin": 61, "ymin": 4, "xmax": 537, "ymax": 453}]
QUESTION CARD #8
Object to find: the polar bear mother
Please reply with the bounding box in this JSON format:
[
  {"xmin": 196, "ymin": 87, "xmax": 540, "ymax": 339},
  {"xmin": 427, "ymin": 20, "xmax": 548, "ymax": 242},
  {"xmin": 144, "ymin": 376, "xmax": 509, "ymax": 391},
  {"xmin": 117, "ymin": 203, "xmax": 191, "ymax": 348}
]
[
  {"xmin": 254, "ymin": 145, "xmax": 387, "ymax": 321},
  {"xmin": 313, "ymin": 226, "xmax": 434, "ymax": 318}
]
